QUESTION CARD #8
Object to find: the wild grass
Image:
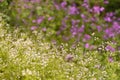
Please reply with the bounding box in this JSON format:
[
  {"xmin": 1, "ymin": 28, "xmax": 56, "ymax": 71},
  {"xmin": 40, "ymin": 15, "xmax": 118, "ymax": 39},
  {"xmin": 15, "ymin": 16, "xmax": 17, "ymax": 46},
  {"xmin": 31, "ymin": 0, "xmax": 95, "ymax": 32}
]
[{"xmin": 0, "ymin": 14, "xmax": 120, "ymax": 80}]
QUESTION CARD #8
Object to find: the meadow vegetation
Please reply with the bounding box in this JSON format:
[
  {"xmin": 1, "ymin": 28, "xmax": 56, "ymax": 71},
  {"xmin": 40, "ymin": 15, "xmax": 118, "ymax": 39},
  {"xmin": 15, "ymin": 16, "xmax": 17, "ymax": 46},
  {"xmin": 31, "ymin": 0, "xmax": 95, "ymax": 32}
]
[{"xmin": 0, "ymin": 0, "xmax": 120, "ymax": 80}]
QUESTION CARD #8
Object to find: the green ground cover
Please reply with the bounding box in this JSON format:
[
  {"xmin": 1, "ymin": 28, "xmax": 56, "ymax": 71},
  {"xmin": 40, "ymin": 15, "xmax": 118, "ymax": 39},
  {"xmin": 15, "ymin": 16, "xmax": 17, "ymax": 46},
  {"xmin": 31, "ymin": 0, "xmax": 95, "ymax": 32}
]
[{"xmin": 0, "ymin": 14, "xmax": 120, "ymax": 80}]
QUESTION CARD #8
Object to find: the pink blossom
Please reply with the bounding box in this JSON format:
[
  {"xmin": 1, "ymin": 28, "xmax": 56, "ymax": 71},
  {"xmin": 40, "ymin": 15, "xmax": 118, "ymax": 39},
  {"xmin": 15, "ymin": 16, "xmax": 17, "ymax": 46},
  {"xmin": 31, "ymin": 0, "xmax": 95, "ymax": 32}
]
[
  {"xmin": 92, "ymin": 6, "xmax": 104, "ymax": 14},
  {"xmin": 30, "ymin": 26, "xmax": 37, "ymax": 30},
  {"xmin": 37, "ymin": 16, "xmax": 44, "ymax": 24},
  {"xmin": 68, "ymin": 5, "xmax": 79, "ymax": 15},
  {"xmin": 65, "ymin": 54, "xmax": 73, "ymax": 62},
  {"xmin": 85, "ymin": 43, "xmax": 90, "ymax": 49},
  {"xmin": 48, "ymin": 17, "xmax": 54, "ymax": 21},
  {"xmin": 105, "ymin": 45, "xmax": 115, "ymax": 52},
  {"xmin": 83, "ymin": 34, "xmax": 91, "ymax": 42},
  {"xmin": 61, "ymin": 1, "xmax": 67, "ymax": 9},
  {"xmin": 42, "ymin": 27, "xmax": 47, "ymax": 32},
  {"xmin": 108, "ymin": 56, "xmax": 113, "ymax": 62}
]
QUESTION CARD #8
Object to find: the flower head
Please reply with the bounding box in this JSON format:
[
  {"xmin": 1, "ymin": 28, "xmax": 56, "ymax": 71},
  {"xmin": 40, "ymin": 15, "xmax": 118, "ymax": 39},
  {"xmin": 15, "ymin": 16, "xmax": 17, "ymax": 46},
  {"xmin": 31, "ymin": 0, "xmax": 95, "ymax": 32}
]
[
  {"xmin": 68, "ymin": 5, "xmax": 79, "ymax": 15},
  {"xmin": 61, "ymin": 1, "xmax": 67, "ymax": 9},
  {"xmin": 104, "ymin": 0, "xmax": 109, "ymax": 4},
  {"xmin": 105, "ymin": 45, "xmax": 115, "ymax": 52},
  {"xmin": 92, "ymin": 6, "xmax": 104, "ymax": 14},
  {"xmin": 85, "ymin": 43, "xmax": 90, "ymax": 49},
  {"xmin": 108, "ymin": 56, "xmax": 113, "ymax": 62},
  {"xmin": 37, "ymin": 16, "xmax": 44, "ymax": 24},
  {"xmin": 65, "ymin": 54, "xmax": 73, "ymax": 62},
  {"xmin": 30, "ymin": 26, "xmax": 37, "ymax": 30},
  {"xmin": 83, "ymin": 34, "xmax": 91, "ymax": 42}
]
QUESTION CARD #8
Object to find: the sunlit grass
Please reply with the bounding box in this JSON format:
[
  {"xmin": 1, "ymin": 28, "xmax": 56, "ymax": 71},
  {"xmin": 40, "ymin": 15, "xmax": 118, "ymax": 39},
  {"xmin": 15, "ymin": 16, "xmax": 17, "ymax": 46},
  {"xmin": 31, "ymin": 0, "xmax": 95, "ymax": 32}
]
[{"xmin": 0, "ymin": 15, "xmax": 120, "ymax": 80}]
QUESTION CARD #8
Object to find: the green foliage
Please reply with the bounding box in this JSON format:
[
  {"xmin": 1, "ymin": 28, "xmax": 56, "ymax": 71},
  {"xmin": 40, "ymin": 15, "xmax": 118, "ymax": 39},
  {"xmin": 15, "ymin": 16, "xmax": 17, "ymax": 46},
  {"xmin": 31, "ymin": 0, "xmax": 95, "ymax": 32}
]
[
  {"xmin": 105, "ymin": 0, "xmax": 120, "ymax": 16},
  {"xmin": 0, "ymin": 0, "xmax": 12, "ymax": 13},
  {"xmin": 0, "ymin": 0, "xmax": 120, "ymax": 79},
  {"xmin": 0, "ymin": 16, "xmax": 120, "ymax": 80}
]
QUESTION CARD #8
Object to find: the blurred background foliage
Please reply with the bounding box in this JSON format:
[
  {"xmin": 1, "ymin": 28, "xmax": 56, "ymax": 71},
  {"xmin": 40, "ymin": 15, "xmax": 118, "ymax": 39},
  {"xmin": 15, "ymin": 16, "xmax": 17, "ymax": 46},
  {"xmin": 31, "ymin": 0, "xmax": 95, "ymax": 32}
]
[
  {"xmin": 0, "ymin": 0, "xmax": 120, "ymax": 50},
  {"xmin": 0, "ymin": 0, "xmax": 120, "ymax": 25},
  {"xmin": 105, "ymin": 0, "xmax": 120, "ymax": 16}
]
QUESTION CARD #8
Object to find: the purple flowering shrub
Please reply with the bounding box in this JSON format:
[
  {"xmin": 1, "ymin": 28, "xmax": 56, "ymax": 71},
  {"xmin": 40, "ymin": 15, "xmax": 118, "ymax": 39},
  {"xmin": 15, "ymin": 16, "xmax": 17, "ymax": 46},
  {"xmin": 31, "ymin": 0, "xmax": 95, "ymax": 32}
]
[{"xmin": 7, "ymin": 0, "xmax": 120, "ymax": 52}]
